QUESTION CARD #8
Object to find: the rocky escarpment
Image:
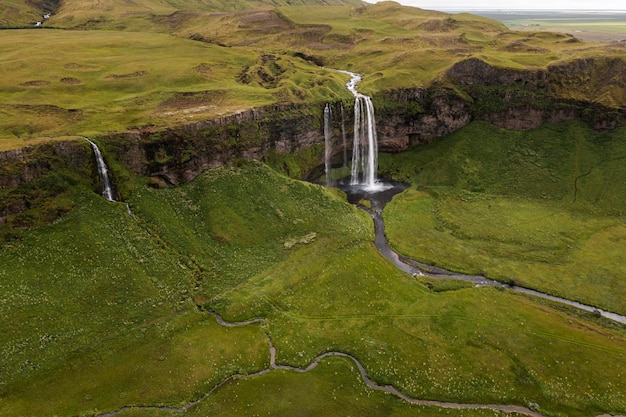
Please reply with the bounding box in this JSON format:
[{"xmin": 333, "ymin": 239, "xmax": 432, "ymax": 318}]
[
  {"xmin": 2, "ymin": 56, "xmax": 625, "ymax": 236},
  {"xmin": 374, "ymin": 56, "xmax": 626, "ymax": 149},
  {"xmin": 0, "ymin": 140, "xmax": 94, "ymax": 236},
  {"xmin": 0, "ymin": 141, "xmax": 89, "ymax": 188},
  {"xmin": 102, "ymin": 103, "xmax": 322, "ymax": 186}
]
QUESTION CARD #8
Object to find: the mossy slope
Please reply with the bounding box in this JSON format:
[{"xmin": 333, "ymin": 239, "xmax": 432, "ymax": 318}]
[
  {"xmin": 3, "ymin": 162, "xmax": 625, "ymax": 417},
  {"xmin": 381, "ymin": 120, "xmax": 626, "ymax": 314}
]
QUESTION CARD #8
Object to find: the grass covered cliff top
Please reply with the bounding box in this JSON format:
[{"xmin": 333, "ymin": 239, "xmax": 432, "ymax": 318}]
[{"xmin": 0, "ymin": 0, "xmax": 625, "ymax": 146}]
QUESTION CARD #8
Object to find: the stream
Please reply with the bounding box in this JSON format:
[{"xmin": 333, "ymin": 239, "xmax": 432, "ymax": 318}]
[
  {"xmin": 338, "ymin": 179, "xmax": 626, "ymax": 326},
  {"xmin": 84, "ymin": 180, "xmax": 626, "ymax": 417},
  {"xmin": 89, "ymin": 309, "xmax": 548, "ymax": 417}
]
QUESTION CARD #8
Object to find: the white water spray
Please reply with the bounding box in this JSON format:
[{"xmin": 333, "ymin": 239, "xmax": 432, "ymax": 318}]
[
  {"xmin": 338, "ymin": 70, "xmax": 379, "ymax": 189},
  {"xmin": 324, "ymin": 103, "xmax": 333, "ymax": 186},
  {"xmin": 341, "ymin": 102, "xmax": 347, "ymax": 168},
  {"xmin": 84, "ymin": 138, "xmax": 115, "ymax": 202}
]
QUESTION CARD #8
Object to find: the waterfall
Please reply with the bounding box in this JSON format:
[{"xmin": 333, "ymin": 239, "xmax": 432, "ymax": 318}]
[
  {"xmin": 84, "ymin": 138, "xmax": 115, "ymax": 202},
  {"xmin": 341, "ymin": 102, "xmax": 347, "ymax": 168},
  {"xmin": 338, "ymin": 70, "xmax": 379, "ymax": 189},
  {"xmin": 324, "ymin": 103, "xmax": 333, "ymax": 186}
]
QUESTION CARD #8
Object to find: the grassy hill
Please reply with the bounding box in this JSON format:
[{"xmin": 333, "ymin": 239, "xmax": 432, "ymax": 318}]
[
  {"xmin": 2, "ymin": 1, "xmax": 626, "ymax": 416},
  {"xmin": 1, "ymin": 1, "xmax": 625, "ymax": 144},
  {"xmin": 48, "ymin": 0, "xmax": 364, "ymax": 29},
  {"xmin": 2, "ymin": 162, "xmax": 626, "ymax": 417},
  {"xmin": 380, "ymin": 120, "xmax": 626, "ymax": 315}
]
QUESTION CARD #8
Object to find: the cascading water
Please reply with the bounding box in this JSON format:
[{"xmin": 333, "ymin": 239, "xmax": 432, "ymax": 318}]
[
  {"xmin": 84, "ymin": 138, "xmax": 115, "ymax": 202},
  {"xmin": 339, "ymin": 70, "xmax": 379, "ymax": 189},
  {"xmin": 324, "ymin": 103, "xmax": 333, "ymax": 186},
  {"xmin": 341, "ymin": 102, "xmax": 347, "ymax": 169}
]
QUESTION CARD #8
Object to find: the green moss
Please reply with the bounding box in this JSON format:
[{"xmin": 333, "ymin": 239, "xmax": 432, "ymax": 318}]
[
  {"xmin": 380, "ymin": 120, "xmax": 626, "ymax": 314},
  {"xmin": 2, "ymin": 159, "xmax": 626, "ymax": 417}
]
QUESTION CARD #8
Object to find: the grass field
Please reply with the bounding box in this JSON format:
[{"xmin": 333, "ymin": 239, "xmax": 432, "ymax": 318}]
[
  {"xmin": 380, "ymin": 120, "xmax": 626, "ymax": 315},
  {"xmin": 0, "ymin": 29, "xmax": 348, "ymax": 141},
  {"xmin": 2, "ymin": 2, "xmax": 626, "ymax": 147},
  {"xmin": 2, "ymin": 2, "xmax": 626, "ymax": 416},
  {"xmin": 2, "ymin": 161, "xmax": 626, "ymax": 417},
  {"xmin": 471, "ymin": 10, "xmax": 626, "ymax": 43}
]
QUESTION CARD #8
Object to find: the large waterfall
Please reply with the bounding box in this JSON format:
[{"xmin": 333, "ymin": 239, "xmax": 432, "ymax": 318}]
[
  {"xmin": 324, "ymin": 103, "xmax": 333, "ymax": 186},
  {"xmin": 341, "ymin": 102, "xmax": 347, "ymax": 169},
  {"xmin": 339, "ymin": 70, "xmax": 379, "ymax": 189},
  {"xmin": 84, "ymin": 138, "xmax": 115, "ymax": 202}
]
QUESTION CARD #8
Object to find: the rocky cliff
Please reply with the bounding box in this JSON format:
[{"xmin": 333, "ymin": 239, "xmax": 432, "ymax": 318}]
[
  {"xmin": 375, "ymin": 56, "xmax": 625, "ymax": 150},
  {"xmin": 1, "ymin": 56, "xmax": 625, "ymax": 236},
  {"xmin": 0, "ymin": 140, "xmax": 93, "ymax": 236},
  {"xmin": 103, "ymin": 103, "xmax": 322, "ymax": 186}
]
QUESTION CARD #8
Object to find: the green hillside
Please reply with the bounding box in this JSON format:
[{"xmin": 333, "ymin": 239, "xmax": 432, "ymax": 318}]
[
  {"xmin": 2, "ymin": 1, "xmax": 626, "ymax": 416},
  {"xmin": 1, "ymin": 1, "xmax": 625, "ymax": 143},
  {"xmin": 49, "ymin": 0, "xmax": 364, "ymax": 28},
  {"xmin": 381, "ymin": 120, "xmax": 626, "ymax": 315},
  {"xmin": 2, "ymin": 162, "xmax": 626, "ymax": 417},
  {"xmin": 0, "ymin": 0, "xmax": 47, "ymax": 27}
]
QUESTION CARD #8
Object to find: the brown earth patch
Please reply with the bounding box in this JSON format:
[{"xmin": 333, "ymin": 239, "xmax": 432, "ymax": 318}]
[
  {"xmin": 193, "ymin": 63, "xmax": 213, "ymax": 77},
  {"xmin": 60, "ymin": 77, "xmax": 82, "ymax": 85},
  {"xmin": 502, "ymin": 41, "xmax": 549, "ymax": 53},
  {"xmin": 20, "ymin": 80, "xmax": 51, "ymax": 87},
  {"xmin": 64, "ymin": 63, "xmax": 101, "ymax": 71},
  {"xmin": 105, "ymin": 71, "xmax": 147, "ymax": 80}
]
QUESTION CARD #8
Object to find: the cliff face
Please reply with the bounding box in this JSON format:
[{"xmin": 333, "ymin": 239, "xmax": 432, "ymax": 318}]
[
  {"xmin": 2, "ymin": 57, "xmax": 625, "ymax": 232},
  {"xmin": 104, "ymin": 103, "xmax": 321, "ymax": 186},
  {"xmin": 0, "ymin": 140, "xmax": 93, "ymax": 234},
  {"xmin": 0, "ymin": 141, "xmax": 90, "ymax": 188},
  {"xmin": 374, "ymin": 56, "xmax": 625, "ymax": 149}
]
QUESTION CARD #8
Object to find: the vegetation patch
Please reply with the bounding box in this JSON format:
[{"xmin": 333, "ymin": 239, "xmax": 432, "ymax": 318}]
[
  {"xmin": 380, "ymin": 120, "xmax": 626, "ymax": 314},
  {"xmin": 1, "ymin": 158, "xmax": 626, "ymax": 417}
]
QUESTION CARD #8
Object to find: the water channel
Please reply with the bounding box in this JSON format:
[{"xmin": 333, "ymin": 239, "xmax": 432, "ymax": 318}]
[{"xmin": 337, "ymin": 179, "xmax": 626, "ymax": 326}]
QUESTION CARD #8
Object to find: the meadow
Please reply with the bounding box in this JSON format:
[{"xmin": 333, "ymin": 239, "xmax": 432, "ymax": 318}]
[
  {"xmin": 0, "ymin": 29, "xmax": 348, "ymax": 143},
  {"xmin": 380, "ymin": 120, "xmax": 626, "ymax": 315},
  {"xmin": 2, "ymin": 2, "xmax": 626, "ymax": 146},
  {"xmin": 473, "ymin": 10, "xmax": 626, "ymax": 43},
  {"xmin": 1, "ymin": 1, "xmax": 626, "ymax": 416},
  {"xmin": 2, "ymin": 161, "xmax": 625, "ymax": 417}
]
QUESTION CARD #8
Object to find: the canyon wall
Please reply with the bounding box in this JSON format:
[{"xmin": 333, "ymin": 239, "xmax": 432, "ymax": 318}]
[
  {"xmin": 101, "ymin": 56, "xmax": 626, "ymax": 187},
  {"xmin": 2, "ymin": 57, "xmax": 625, "ymax": 231}
]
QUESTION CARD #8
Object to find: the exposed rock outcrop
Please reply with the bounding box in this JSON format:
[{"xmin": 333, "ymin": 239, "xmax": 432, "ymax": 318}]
[
  {"xmin": 104, "ymin": 103, "xmax": 321, "ymax": 185},
  {"xmin": 0, "ymin": 140, "xmax": 90, "ymax": 188},
  {"xmin": 2, "ymin": 56, "xmax": 625, "ymax": 233},
  {"xmin": 373, "ymin": 56, "xmax": 625, "ymax": 148}
]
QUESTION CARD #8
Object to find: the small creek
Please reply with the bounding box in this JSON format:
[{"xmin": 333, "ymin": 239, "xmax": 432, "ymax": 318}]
[{"xmin": 88, "ymin": 309, "xmax": 548, "ymax": 417}]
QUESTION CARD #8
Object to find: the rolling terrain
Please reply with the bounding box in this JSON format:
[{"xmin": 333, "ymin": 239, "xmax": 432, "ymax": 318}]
[{"xmin": 1, "ymin": 1, "xmax": 626, "ymax": 416}]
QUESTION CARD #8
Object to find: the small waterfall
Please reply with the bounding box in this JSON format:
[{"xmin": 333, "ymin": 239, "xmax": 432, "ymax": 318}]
[
  {"xmin": 339, "ymin": 70, "xmax": 379, "ymax": 189},
  {"xmin": 324, "ymin": 103, "xmax": 333, "ymax": 186},
  {"xmin": 84, "ymin": 138, "xmax": 115, "ymax": 202}
]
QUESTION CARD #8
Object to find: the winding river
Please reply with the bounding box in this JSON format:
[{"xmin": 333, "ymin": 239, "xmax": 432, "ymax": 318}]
[
  {"xmin": 85, "ymin": 180, "xmax": 626, "ymax": 417},
  {"xmin": 339, "ymin": 180, "xmax": 626, "ymax": 326}
]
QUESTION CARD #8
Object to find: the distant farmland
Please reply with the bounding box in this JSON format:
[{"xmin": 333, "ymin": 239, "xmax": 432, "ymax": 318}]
[{"xmin": 455, "ymin": 10, "xmax": 626, "ymax": 43}]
